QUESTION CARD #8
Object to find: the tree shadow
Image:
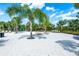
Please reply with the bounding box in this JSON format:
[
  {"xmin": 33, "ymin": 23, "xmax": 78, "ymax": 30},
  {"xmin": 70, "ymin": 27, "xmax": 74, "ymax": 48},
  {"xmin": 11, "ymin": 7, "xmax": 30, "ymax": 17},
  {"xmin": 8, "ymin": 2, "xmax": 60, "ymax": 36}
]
[
  {"xmin": 19, "ymin": 35, "xmax": 29, "ymax": 39},
  {"xmin": 19, "ymin": 33, "xmax": 47, "ymax": 39},
  {"xmin": 33, "ymin": 33, "xmax": 46, "ymax": 39},
  {"xmin": 0, "ymin": 39, "xmax": 8, "ymax": 47},
  {"xmin": 44, "ymin": 32, "xmax": 50, "ymax": 35},
  {"xmin": 0, "ymin": 36, "xmax": 6, "ymax": 38},
  {"xmin": 73, "ymin": 35, "xmax": 79, "ymax": 40},
  {"xmin": 56, "ymin": 40, "xmax": 79, "ymax": 56}
]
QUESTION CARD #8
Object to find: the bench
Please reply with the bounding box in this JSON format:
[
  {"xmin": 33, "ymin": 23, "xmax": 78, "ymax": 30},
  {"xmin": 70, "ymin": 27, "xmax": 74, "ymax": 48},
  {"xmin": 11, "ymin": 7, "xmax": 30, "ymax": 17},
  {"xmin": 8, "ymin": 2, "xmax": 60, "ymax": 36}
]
[{"xmin": 0, "ymin": 32, "xmax": 4, "ymax": 38}]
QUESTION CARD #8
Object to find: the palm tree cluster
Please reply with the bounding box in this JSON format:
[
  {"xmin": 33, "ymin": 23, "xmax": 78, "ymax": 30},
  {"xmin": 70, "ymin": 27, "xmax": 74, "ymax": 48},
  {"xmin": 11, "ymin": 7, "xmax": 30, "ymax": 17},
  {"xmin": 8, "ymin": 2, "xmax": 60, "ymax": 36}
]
[
  {"xmin": 55, "ymin": 3, "xmax": 79, "ymax": 35},
  {"xmin": 56, "ymin": 19, "xmax": 79, "ymax": 32},
  {"xmin": 0, "ymin": 4, "xmax": 53, "ymax": 39},
  {"xmin": 55, "ymin": 10, "xmax": 79, "ymax": 35},
  {"xmin": 0, "ymin": 3, "xmax": 79, "ymax": 38}
]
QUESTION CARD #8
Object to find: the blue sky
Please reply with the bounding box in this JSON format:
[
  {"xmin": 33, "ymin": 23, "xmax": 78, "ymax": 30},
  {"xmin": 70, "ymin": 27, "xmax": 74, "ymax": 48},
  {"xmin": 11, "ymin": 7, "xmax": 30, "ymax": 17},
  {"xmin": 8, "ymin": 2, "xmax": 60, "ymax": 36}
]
[{"xmin": 0, "ymin": 3, "xmax": 78, "ymax": 24}]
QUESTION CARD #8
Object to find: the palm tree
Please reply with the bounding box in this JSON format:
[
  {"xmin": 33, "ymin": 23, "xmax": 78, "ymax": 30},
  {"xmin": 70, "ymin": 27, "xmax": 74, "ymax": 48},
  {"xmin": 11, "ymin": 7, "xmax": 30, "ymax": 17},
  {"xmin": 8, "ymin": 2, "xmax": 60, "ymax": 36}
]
[
  {"xmin": 4, "ymin": 21, "xmax": 11, "ymax": 32},
  {"xmin": 6, "ymin": 4, "xmax": 21, "ymax": 17},
  {"xmin": 42, "ymin": 18, "xmax": 53, "ymax": 32},
  {"xmin": 12, "ymin": 16, "xmax": 22, "ymax": 33},
  {"xmin": 19, "ymin": 5, "xmax": 48, "ymax": 38},
  {"xmin": 7, "ymin": 21, "xmax": 12, "ymax": 32},
  {"xmin": 34, "ymin": 8, "xmax": 49, "ymax": 32},
  {"xmin": 19, "ymin": 24, "xmax": 26, "ymax": 31},
  {"xmin": 6, "ymin": 4, "xmax": 22, "ymax": 33},
  {"xmin": 20, "ymin": 4, "xmax": 35, "ymax": 39},
  {"xmin": 57, "ymin": 20, "xmax": 67, "ymax": 32},
  {"xmin": 0, "ymin": 21, "xmax": 5, "ymax": 32},
  {"xmin": 6, "ymin": 4, "xmax": 48, "ymax": 39},
  {"xmin": 42, "ymin": 18, "xmax": 48, "ymax": 32},
  {"xmin": 6, "ymin": 4, "xmax": 34, "ymax": 38},
  {"xmin": 68, "ymin": 19, "xmax": 79, "ymax": 32}
]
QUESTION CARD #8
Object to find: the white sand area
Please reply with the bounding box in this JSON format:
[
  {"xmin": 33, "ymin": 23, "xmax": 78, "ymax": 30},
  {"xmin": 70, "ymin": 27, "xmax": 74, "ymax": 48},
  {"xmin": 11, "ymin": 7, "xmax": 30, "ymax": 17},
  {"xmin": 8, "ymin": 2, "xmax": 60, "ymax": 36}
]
[{"xmin": 0, "ymin": 31, "xmax": 79, "ymax": 56}]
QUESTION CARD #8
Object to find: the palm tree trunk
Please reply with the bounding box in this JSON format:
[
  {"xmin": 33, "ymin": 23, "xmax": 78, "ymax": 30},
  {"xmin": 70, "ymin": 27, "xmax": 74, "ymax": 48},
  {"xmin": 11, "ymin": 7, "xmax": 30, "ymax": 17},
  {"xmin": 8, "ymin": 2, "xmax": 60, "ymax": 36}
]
[
  {"xmin": 44, "ymin": 26, "xmax": 47, "ymax": 32},
  {"xmin": 27, "ymin": 20, "xmax": 34, "ymax": 39},
  {"xmin": 15, "ymin": 25, "xmax": 18, "ymax": 33},
  {"xmin": 13, "ymin": 27, "xmax": 15, "ymax": 32},
  {"xmin": 30, "ymin": 20, "xmax": 33, "ymax": 38},
  {"xmin": 1, "ymin": 27, "xmax": 2, "ymax": 32},
  {"xmin": 7, "ymin": 27, "xmax": 9, "ymax": 32}
]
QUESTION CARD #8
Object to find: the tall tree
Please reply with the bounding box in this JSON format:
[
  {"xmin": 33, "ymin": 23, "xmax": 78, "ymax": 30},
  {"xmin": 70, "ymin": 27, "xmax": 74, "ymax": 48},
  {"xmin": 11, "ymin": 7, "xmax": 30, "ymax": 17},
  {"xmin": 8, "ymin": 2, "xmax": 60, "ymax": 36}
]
[
  {"xmin": 34, "ymin": 8, "xmax": 49, "ymax": 32},
  {"xmin": 20, "ymin": 4, "xmax": 35, "ymax": 39},
  {"xmin": 12, "ymin": 16, "xmax": 22, "ymax": 33},
  {"xmin": 0, "ymin": 21, "xmax": 5, "ymax": 32},
  {"xmin": 20, "ymin": 5, "xmax": 49, "ymax": 38},
  {"xmin": 6, "ymin": 4, "xmax": 22, "ymax": 33},
  {"xmin": 57, "ymin": 20, "xmax": 67, "ymax": 32},
  {"xmin": 6, "ymin": 4, "xmax": 48, "ymax": 39}
]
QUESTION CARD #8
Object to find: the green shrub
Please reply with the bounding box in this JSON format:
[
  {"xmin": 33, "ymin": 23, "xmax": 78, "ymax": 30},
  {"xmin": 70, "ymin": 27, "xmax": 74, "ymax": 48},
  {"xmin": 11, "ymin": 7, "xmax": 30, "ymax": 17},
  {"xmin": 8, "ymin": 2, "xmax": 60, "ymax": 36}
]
[{"xmin": 63, "ymin": 31, "xmax": 79, "ymax": 35}]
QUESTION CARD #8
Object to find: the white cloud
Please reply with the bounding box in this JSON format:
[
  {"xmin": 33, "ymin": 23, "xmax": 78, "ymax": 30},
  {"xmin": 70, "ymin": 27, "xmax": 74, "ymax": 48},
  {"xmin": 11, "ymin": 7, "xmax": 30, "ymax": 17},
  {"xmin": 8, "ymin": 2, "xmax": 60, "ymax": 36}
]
[
  {"xmin": 46, "ymin": 7, "xmax": 55, "ymax": 11},
  {"xmin": 50, "ymin": 13, "xmax": 56, "ymax": 18},
  {"xmin": 51, "ymin": 16, "xmax": 77, "ymax": 25},
  {"xmin": 72, "ymin": 9, "xmax": 79, "ymax": 14},
  {"xmin": 56, "ymin": 13, "xmax": 77, "ymax": 20},
  {"xmin": 21, "ymin": 3, "xmax": 31, "ymax": 6},
  {"xmin": 69, "ymin": 7, "xmax": 79, "ymax": 15},
  {"xmin": 21, "ymin": 2, "xmax": 45, "ymax": 9},
  {"xmin": 57, "ymin": 7, "xmax": 79, "ymax": 18},
  {"xmin": 62, "ymin": 16, "xmax": 77, "ymax": 20},
  {"xmin": 29, "ymin": 2, "xmax": 45, "ymax": 9},
  {"xmin": 0, "ymin": 12, "xmax": 4, "ymax": 15},
  {"xmin": 64, "ymin": 12, "xmax": 72, "ymax": 16},
  {"xmin": 49, "ymin": 8, "xmax": 79, "ymax": 24},
  {"xmin": 56, "ymin": 8, "xmax": 79, "ymax": 20},
  {"xmin": 60, "ymin": 11, "xmax": 64, "ymax": 14},
  {"xmin": 57, "ymin": 11, "xmax": 72, "ymax": 18},
  {"xmin": 0, "ymin": 10, "xmax": 4, "ymax": 16}
]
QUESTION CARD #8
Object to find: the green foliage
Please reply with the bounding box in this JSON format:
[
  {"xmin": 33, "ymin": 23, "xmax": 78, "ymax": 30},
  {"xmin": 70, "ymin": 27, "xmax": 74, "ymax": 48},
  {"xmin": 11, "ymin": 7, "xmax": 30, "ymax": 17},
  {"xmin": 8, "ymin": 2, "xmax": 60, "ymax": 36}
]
[
  {"xmin": 63, "ymin": 31, "xmax": 79, "ymax": 35},
  {"xmin": 19, "ymin": 24, "xmax": 26, "ymax": 31},
  {"xmin": 56, "ymin": 20, "xmax": 67, "ymax": 32},
  {"xmin": 56, "ymin": 19, "xmax": 79, "ymax": 35},
  {"xmin": 4, "ymin": 3, "xmax": 53, "ymax": 33},
  {"xmin": 6, "ymin": 4, "xmax": 21, "ymax": 17}
]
